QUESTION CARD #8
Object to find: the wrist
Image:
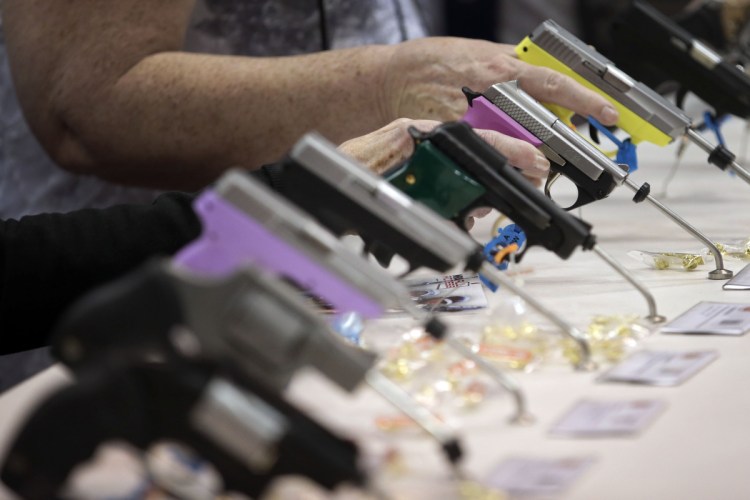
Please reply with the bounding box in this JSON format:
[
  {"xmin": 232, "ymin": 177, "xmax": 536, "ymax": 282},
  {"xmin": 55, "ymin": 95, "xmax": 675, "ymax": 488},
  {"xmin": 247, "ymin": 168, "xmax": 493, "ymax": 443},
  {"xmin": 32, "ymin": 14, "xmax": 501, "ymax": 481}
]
[{"xmin": 370, "ymin": 43, "xmax": 400, "ymax": 125}]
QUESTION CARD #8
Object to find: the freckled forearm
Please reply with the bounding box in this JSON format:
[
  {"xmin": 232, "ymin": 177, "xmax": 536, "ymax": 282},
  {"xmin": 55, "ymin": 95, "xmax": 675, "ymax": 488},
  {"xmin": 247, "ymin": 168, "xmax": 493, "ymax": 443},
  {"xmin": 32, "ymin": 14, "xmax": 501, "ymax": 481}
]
[
  {"xmin": 3, "ymin": 0, "xmax": 399, "ymax": 190},
  {"xmin": 55, "ymin": 47, "xmax": 397, "ymax": 189}
]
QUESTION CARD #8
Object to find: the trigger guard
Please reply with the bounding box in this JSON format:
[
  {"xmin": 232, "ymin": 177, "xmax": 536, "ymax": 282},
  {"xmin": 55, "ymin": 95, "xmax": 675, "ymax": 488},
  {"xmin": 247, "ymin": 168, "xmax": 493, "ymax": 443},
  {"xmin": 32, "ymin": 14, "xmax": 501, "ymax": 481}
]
[
  {"xmin": 512, "ymin": 243, "xmax": 529, "ymax": 264},
  {"xmin": 363, "ymin": 239, "xmax": 395, "ymax": 268},
  {"xmin": 544, "ymin": 169, "xmax": 597, "ymax": 211},
  {"xmin": 455, "ymin": 202, "xmax": 492, "ymax": 233},
  {"xmin": 564, "ymin": 191, "xmax": 597, "ymax": 211},
  {"xmin": 675, "ymin": 86, "xmax": 688, "ymax": 110},
  {"xmin": 543, "ymin": 171, "xmax": 577, "ymax": 210},
  {"xmin": 589, "ymin": 125, "xmax": 601, "ymax": 145}
]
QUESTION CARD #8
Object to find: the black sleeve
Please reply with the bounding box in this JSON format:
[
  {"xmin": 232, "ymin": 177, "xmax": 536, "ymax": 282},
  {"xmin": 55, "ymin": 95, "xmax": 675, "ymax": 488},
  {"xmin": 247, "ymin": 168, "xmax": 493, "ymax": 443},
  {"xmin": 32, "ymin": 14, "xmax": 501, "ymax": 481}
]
[
  {"xmin": 0, "ymin": 192, "xmax": 201, "ymax": 354},
  {"xmin": 0, "ymin": 165, "xmax": 286, "ymax": 355}
]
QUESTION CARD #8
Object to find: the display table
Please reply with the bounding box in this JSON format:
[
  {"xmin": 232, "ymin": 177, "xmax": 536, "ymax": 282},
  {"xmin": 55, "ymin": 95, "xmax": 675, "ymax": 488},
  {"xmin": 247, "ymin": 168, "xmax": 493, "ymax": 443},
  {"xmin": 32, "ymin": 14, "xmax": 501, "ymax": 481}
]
[{"xmin": 1, "ymin": 123, "xmax": 748, "ymax": 499}]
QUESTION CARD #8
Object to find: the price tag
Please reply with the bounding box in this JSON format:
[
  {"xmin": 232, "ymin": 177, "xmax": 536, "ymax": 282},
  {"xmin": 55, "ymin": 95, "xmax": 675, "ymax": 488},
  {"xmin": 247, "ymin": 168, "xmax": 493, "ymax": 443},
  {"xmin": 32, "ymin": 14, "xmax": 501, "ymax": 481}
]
[
  {"xmin": 485, "ymin": 456, "xmax": 595, "ymax": 496},
  {"xmin": 549, "ymin": 399, "xmax": 666, "ymax": 437},
  {"xmin": 660, "ymin": 301, "xmax": 750, "ymax": 335},
  {"xmin": 597, "ymin": 350, "xmax": 717, "ymax": 386}
]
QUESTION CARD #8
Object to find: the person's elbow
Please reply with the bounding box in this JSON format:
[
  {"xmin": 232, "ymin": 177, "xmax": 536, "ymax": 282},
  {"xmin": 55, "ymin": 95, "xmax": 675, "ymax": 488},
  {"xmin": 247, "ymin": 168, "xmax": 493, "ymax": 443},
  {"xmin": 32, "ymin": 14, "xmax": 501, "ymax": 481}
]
[
  {"xmin": 49, "ymin": 125, "xmax": 104, "ymax": 177},
  {"xmin": 40, "ymin": 91, "xmax": 120, "ymax": 179}
]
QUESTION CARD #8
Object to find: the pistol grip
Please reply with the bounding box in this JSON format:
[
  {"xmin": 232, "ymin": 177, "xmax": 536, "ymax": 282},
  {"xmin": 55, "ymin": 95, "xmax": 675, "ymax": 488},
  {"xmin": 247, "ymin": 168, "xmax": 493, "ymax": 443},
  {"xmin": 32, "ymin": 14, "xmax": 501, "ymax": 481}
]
[
  {"xmin": 176, "ymin": 191, "xmax": 384, "ymax": 319},
  {"xmin": 0, "ymin": 365, "xmax": 158, "ymax": 499},
  {"xmin": 52, "ymin": 261, "xmax": 181, "ymax": 371}
]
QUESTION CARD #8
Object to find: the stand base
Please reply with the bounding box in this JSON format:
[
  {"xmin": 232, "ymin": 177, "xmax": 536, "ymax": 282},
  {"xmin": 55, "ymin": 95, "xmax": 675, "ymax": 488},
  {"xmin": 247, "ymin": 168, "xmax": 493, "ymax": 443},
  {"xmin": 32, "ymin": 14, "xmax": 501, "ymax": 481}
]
[
  {"xmin": 574, "ymin": 359, "xmax": 598, "ymax": 372},
  {"xmin": 510, "ymin": 412, "xmax": 536, "ymax": 426},
  {"xmin": 708, "ymin": 268, "xmax": 734, "ymax": 280}
]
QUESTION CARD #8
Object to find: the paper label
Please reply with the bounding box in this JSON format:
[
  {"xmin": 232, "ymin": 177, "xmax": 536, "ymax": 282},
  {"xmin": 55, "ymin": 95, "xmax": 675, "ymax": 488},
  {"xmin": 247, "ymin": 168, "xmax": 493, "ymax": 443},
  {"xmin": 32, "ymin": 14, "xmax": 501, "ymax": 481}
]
[
  {"xmin": 597, "ymin": 350, "xmax": 717, "ymax": 386},
  {"xmin": 549, "ymin": 399, "xmax": 666, "ymax": 437},
  {"xmin": 485, "ymin": 456, "xmax": 596, "ymax": 496},
  {"xmin": 661, "ymin": 301, "xmax": 750, "ymax": 335}
]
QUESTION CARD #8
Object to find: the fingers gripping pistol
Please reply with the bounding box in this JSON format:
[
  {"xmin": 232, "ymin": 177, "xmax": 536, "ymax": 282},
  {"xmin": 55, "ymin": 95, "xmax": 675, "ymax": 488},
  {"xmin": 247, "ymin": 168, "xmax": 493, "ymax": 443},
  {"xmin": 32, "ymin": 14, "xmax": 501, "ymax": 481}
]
[
  {"xmin": 385, "ymin": 120, "xmax": 663, "ymax": 322},
  {"xmin": 514, "ymin": 18, "xmax": 750, "ymax": 185},
  {"xmin": 278, "ymin": 132, "xmax": 484, "ymax": 273},
  {"xmin": 463, "ymin": 81, "xmax": 630, "ymax": 211}
]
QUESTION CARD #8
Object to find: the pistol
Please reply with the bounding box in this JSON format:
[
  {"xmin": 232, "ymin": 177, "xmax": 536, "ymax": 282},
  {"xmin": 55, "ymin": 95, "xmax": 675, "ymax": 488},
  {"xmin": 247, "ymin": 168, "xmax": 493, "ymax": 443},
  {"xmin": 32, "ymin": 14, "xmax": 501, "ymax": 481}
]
[
  {"xmin": 609, "ymin": 0, "xmax": 750, "ymax": 120},
  {"xmin": 386, "ymin": 121, "xmax": 595, "ymax": 261},
  {"xmin": 462, "ymin": 80, "xmax": 732, "ymax": 280},
  {"xmin": 0, "ymin": 359, "xmax": 365, "ymax": 500},
  {"xmin": 464, "ymin": 81, "xmax": 630, "ymax": 211},
  {"xmin": 54, "ymin": 260, "xmax": 376, "ymax": 393},
  {"xmin": 174, "ymin": 170, "xmax": 436, "ymax": 327},
  {"xmin": 514, "ymin": 18, "xmax": 750, "ymax": 184}
]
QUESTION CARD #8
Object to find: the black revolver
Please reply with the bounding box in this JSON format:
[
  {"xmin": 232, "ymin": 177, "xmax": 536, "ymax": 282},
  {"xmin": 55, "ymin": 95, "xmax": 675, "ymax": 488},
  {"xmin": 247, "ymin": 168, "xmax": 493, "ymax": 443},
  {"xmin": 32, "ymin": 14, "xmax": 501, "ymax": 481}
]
[{"xmin": 0, "ymin": 359, "xmax": 364, "ymax": 500}]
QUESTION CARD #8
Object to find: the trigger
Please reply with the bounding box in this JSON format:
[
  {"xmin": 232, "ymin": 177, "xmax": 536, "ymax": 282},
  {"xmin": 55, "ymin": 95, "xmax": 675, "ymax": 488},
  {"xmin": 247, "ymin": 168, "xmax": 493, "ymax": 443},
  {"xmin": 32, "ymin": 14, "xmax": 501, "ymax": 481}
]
[
  {"xmin": 364, "ymin": 240, "xmax": 394, "ymax": 268},
  {"xmin": 589, "ymin": 125, "xmax": 600, "ymax": 144},
  {"xmin": 675, "ymin": 87, "xmax": 688, "ymax": 110},
  {"xmin": 544, "ymin": 171, "xmax": 562, "ymax": 199}
]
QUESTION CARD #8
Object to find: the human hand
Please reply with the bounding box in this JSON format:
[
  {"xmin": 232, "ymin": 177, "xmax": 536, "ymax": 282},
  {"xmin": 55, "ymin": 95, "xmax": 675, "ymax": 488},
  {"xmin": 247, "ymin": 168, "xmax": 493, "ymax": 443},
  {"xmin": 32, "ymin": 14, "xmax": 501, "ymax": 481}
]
[
  {"xmin": 337, "ymin": 118, "xmax": 548, "ymax": 178},
  {"xmin": 381, "ymin": 37, "xmax": 619, "ymax": 126}
]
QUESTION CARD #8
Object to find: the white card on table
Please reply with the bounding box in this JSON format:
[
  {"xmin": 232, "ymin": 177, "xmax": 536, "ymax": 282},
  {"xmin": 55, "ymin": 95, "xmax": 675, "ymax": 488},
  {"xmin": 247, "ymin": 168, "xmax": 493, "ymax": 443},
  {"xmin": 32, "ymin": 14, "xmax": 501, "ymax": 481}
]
[
  {"xmin": 597, "ymin": 350, "xmax": 717, "ymax": 386},
  {"xmin": 660, "ymin": 301, "xmax": 750, "ymax": 335},
  {"xmin": 549, "ymin": 399, "xmax": 666, "ymax": 437},
  {"xmin": 723, "ymin": 263, "xmax": 750, "ymax": 290},
  {"xmin": 485, "ymin": 456, "xmax": 595, "ymax": 496}
]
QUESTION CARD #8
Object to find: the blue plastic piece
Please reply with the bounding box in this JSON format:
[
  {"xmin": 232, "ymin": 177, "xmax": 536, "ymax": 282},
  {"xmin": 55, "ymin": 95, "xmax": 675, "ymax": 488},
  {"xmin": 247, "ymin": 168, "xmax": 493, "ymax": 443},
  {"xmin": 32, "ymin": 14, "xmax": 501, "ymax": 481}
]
[
  {"xmin": 331, "ymin": 311, "xmax": 364, "ymax": 345},
  {"xmin": 480, "ymin": 223, "xmax": 526, "ymax": 292},
  {"xmin": 588, "ymin": 117, "xmax": 639, "ymax": 172},
  {"xmin": 702, "ymin": 111, "xmax": 729, "ymax": 147}
]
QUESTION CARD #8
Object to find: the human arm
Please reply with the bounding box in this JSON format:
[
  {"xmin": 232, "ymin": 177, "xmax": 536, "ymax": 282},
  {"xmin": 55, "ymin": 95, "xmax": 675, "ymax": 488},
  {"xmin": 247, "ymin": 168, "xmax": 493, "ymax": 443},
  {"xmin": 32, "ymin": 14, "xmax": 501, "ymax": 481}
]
[
  {"xmin": 2, "ymin": 0, "xmax": 397, "ymax": 189},
  {"xmin": 2, "ymin": 0, "xmax": 612, "ymax": 190},
  {"xmin": 0, "ymin": 192, "xmax": 201, "ymax": 354}
]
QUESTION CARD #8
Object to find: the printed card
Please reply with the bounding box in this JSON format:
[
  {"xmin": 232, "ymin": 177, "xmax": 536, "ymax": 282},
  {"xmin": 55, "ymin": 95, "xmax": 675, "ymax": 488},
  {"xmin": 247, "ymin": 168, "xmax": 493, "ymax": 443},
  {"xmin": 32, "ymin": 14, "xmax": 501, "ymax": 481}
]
[
  {"xmin": 403, "ymin": 274, "xmax": 488, "ymax": 313},
  {"xmin": 660, "ymin": 301, "xmax": 750, "ymax": 335},
  {"xmin": 597, "ymin": 350, "xmax": 717, "ymax": 386},
  {"xmin": 485, "ymin": 456, "xmax": 596, "ymax": 496},
  {"xmin": 549, "ymin": 399, "xmax": 666, "ymax": 437}
]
